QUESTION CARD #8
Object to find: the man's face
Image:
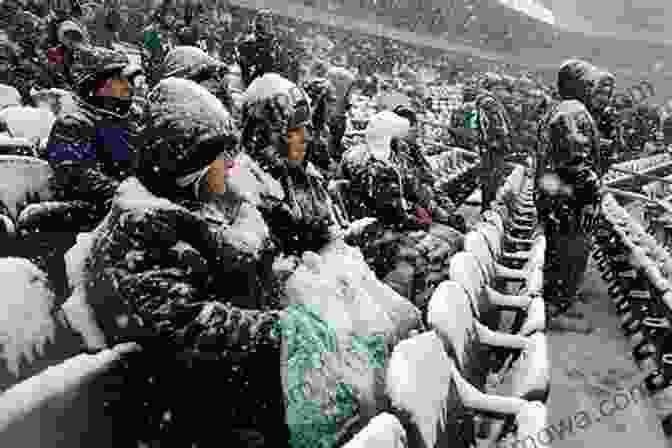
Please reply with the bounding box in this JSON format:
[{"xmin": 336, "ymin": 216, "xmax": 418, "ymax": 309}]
[{"xmin": 287, "ymin": 127, "xmax": 306, "ymax": 164}]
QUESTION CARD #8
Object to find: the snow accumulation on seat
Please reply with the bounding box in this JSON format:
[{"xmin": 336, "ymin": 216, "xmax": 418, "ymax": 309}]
[
  {"xmin": 0, "ymin": 107, "xmax": 55, "ymax": 142},
  {"xmin": 0, "ymin": 258, "xmax": 57, "ymax": 378}
]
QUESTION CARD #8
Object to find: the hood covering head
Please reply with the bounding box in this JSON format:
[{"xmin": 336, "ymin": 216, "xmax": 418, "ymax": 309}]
[
  {"xmin": 479, "ymin": 72, "xmax": 503, "ymax": 91},
  {"xmin": 57, "ymin": 19, "xmax": 90, "ymax": 49},
  {"xmin": 253, "ymin": 9, "xmax": 273, "ymax": 35},
  {"xmin": 241, "ymin": 73, "xmax": 311, "ymax": 156},
  {"xmin": 71, "ymin": 46, "xmax": 136, "ymax": 98},
  {"xmin": 161, "ymin": 46, "xmax": 227, "ymax": 81},
  {"xmin": 326, "ymin": 66, "xmax": 355, "ymax": 99},
  {"xmin": 365, "ymin": 110, "xmax": 410, "ymax": 161},
  {"xmin": 557, "ymin": 59, "xmax": 602, "ymax": 105},
  {"xmin": 138, "ymin": 77, "xmax": 239, "ymax": 196}
]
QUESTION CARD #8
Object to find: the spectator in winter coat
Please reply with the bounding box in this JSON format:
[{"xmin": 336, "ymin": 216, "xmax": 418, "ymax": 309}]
[
  {"xmin": 235, "ymin": 9, "xmax": 286, "ymax": 87},
  {"xmin": 326, "ymin": 65, "xmax": 355, "ymax": 160},
  {"xmin": 240, "ymin": 73, "xmax": 347, "ymax": 254},
  {"xmin": 466, "ymin": 75, "xmax": 513, "ymax": 211},
  {"xmin": 302, "ymin": 76, "xmax": 338, "ymax": 175},
  {"xmin": 392, "ymin": 104, "xmax": 463, "ymax": 230},
  {"xmin": 536, "ymin": 59, "xmax": 607, "ymax": 324},
  {"xmin": 75, "ymin": 77, "xmax": 291, "ymax": 448},
  {"xmin": 93, "ymin": 0, "xmax": 121, "ymax": 48},
  {"xmin": 340, "ymin": 110, "xmax": 438, "ymax": 230},
  {"xmin": 160, "ymin": 45, "xmax": 232, "ymax": 110},
  {"xmin": 25, "ymin": 47, "xmax": 143, "ymax": 234}
]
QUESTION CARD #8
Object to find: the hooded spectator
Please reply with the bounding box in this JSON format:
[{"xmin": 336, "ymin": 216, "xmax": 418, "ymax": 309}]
[
  {"xmin": 340, "ymin": 110, "xmax": 431, "ymax": 229},
  {"xmin": 161, "ymin": 45, "xmax": 232, "ymax": 109},
  {"xmin": 235, "ymin": 9, "xmax": 287, "ymax": 87},
  {"xmin": 326, "ymin": 65, "xmax": 355, "ymax": 159},
  {"xmin": 537, "ymin": 58, "xmax": 605, "ymax": 322},
  {"xmin": 241, "ymin": 73, "xmax": 344, "ymax": 254},
  {"xmin": 302, "ymin": 76, "xmax": 338, "ymax": 174},
  {"xmin": 30, "ymin": 47, "xmax": 143, "ymax": 231},
  {"xmin": 73, "ymin": 76, "xmax": 291, "ymax": 448}
]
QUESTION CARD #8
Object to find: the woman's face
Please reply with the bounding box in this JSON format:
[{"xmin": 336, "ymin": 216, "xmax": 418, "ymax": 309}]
[
  {"xmin": 207, "ymin": 158, "xmax": 237, "ymax": 194},
  {"xmin": 99, "ymin": 76, "xmax": 132, "ymax": 99},
  {"xmin": 287, "ymin": 127, "xmax": 306, "ymax": 163}
]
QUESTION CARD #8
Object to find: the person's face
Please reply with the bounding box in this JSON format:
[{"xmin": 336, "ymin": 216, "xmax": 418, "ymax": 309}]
[
  {"xmin": 207, "ymin": 158, "xmax": 237, "ymax": 194},
  {"xmin": 99, "ymin": 76, "xmax": 132, "ymax": 99},
  {"xmin": 592, "ymin": 82, "xmax": 613, "ymax": 113},
  {"xmin": 287, "ymin": 127, "xmax": 306, "ymax": 164},
  {"xmin": 406, "ymin": 125, "xmax": 418, "ymax": 144}
]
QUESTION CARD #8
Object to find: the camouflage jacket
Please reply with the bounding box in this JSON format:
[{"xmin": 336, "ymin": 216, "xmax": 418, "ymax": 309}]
[
  {"xmin": 339, "ymin": 144, "xmax": 431, "ymax": 226},
  {"xmin": 536, "ymin": 99, "xmax": 601, "ymax": 219},
  {"xmin": 456, "ymin": 90, "xmax": 512, "ymax": 154}
]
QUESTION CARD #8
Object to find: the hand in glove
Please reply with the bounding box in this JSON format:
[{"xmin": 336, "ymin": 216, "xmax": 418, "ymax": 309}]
[{"xmin": 415, "ymin": 206, "xmax": 433, "ymax": 226}]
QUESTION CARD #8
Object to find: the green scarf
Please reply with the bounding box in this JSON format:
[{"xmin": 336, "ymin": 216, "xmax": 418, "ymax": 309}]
[
  {"xmin": 143, "ymin": 28, "xmax": 161, "ymax": 51},
  {"xmin": 274, "ymin": 302, "xmax": 386, "ymax": 448}
]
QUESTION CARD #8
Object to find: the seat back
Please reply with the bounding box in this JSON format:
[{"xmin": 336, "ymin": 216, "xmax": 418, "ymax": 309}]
[
  {"xmin": 448, "ymin": 251, "xmax": 489, "ymax": 318},
  {"xmin": 427, "ymin": 281, "xmax": 487, "ymax": 390},
  {"xmin": 385, "ymin": 331, "xmax": 466, "ymax": 448},
  {"xmin": 0, "ymin": 344, "xmax": 140, "ymax": 448},
  {"xmin": 342, "ymin": 413, "xmax": 408, "ymax": 448},
  {"xmin": 476, "ymin": 222, "xmax": 503, "ymax": 259},
  {"xmin": 463, "ymin": 231, "xmax": 496, "ymax": 283}
]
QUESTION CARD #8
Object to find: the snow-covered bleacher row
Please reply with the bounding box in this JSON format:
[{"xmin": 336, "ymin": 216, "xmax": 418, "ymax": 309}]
[{"xmin": 595, "ymin": 193, "xmax": 672, "ymax": 436}]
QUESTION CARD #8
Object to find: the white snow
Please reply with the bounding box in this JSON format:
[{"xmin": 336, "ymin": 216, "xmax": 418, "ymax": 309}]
[
  {"xmin": 341, "ymin": 413, "xmax": 407, "ymax": 448},
  {"xmin": 0, "ymin": 84, "xmax": 21, "ymax": 110},
  {"xmin": 115, "ymin": 177, "xmax": 179, "ymax": 212},
  {"xmin": 0, "ymin": 107, "xmax": 56, "ymax": 142},
  {"xmin": 0, "ymin": 258, "xmax": 57, "ymax": 377},
  {"xmin": 0, "ymin": 156, "xmax": 53, "ymax": 219},
  {"xmin": 386, "ymin": 331, "xmax": 454, "ymax": 448}
]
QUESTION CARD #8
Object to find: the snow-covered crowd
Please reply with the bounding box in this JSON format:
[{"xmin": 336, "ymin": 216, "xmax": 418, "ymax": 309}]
[{"xmin": 0, "ymin": 1, "xmax": 665, "ymax": 447}]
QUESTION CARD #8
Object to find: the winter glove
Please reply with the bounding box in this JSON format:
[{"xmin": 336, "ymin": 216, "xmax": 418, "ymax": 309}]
[{"xmin": 415, "ymin": 206, "xmax": 432, "ymax": 226}]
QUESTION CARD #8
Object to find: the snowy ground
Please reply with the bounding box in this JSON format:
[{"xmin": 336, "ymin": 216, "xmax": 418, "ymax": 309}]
[{"xmin": 546, "ymin": 256, "xmax": 671, "ymax": 447}]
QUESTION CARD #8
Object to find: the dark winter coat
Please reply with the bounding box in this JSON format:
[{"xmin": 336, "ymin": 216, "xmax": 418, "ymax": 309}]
[
  {"xmin": 75, "ymin": 77, "xmax": 291, "ymax": 447},
  {"xmin": 235, "ymin": 31, "xmax": 286, "ymax": 87}
]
